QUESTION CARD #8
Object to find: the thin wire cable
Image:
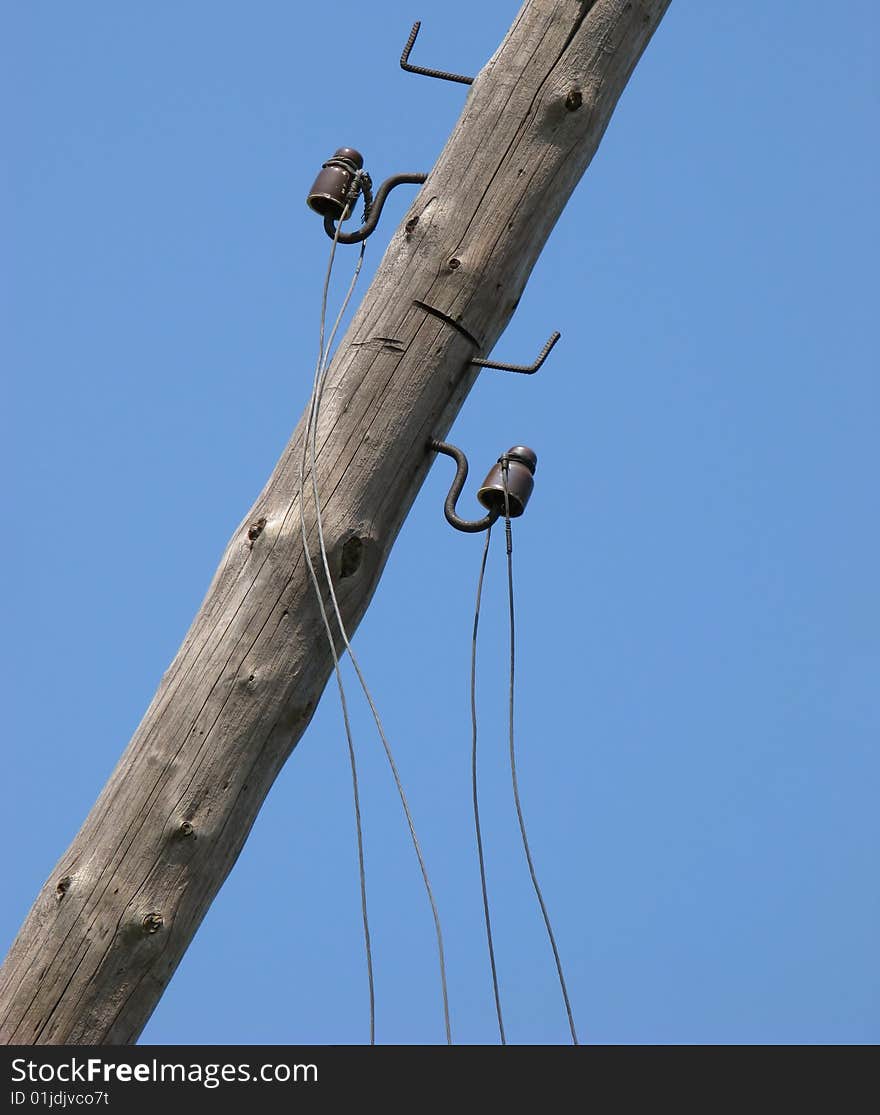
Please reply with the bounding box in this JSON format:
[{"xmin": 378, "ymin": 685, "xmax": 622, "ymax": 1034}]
[
  {"xmin": 306, "ymin": 218, "xmax": 453, "ymax": 1045},
  {"xmin": 501, "ymin": 460, "xmax": 579, "ymax": 1046},
  {"xmin": 309, "ymin": 307, "xmax": 452, "ymax": 1048},
  {"xmin": 471, "ymin": 523, "xmax": 506, "ymax": 1044},
  {"xmin": 298, "ymin": 209, "xmax": 375, "ymax": 1043}
]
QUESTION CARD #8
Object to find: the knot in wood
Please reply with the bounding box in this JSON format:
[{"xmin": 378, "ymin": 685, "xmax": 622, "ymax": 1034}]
[
  {"xmin": 142, "ymin": 912, "xmax": 164, "ymax": 935},
  {"xmin": 247, "ymin": 517, "xmax": 267, "ymax": 542}
]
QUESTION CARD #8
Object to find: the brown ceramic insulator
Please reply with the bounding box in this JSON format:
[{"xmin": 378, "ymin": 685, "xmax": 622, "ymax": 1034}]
[
  {"xmin": 306, "ymin": 147, "xmax": 364, "ymax": 219},
  {"xmin": 477, "ymin": 446, "xmax": 538, "ymax": 518}
]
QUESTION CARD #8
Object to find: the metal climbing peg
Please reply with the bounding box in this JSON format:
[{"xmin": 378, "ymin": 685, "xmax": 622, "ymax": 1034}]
[
  {"xmin": 412, "ymin": 301, "xmax": 561, "ymax": 376},
  {"xmin": 400, "ymin": 21, "xmax": 475, "ymax": 85},
  {"xmin": 471, "ymin": 332, "xmax": 561, "ymax": 375}
]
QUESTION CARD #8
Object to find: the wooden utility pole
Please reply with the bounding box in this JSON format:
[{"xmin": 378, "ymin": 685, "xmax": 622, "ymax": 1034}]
[{"xmin": 0, "ymin": 0, "xmax": 670, "ymax": 1044}]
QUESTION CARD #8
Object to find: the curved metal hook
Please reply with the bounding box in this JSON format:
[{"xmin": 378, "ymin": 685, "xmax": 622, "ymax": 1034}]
[
  {"xmin": 323, "ymin": 173, "xmax": 427, "ymax": 244},
  {"xmin": 400, "ymin": 21, "xmax": 474, "ymax": 86},
  {"xmin": 472, "ymin": 331, "xmax": 561, "ymax": 374},
  {"xmin": 429, "ymin": 440, "xmax": 499, "ymax": 533}
]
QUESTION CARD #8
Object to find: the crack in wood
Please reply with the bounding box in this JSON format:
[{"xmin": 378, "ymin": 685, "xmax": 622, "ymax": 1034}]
[
  {"xmin": 412, "ymin": 300, "xmax": 480, "ymax": 348},
  {"xmin": 352, "ymin": 337, "xmax": 407, "ymax": 353},
  {"xmin": 560, "ymin": 1, "xmax": 599, "ymax": 60}
]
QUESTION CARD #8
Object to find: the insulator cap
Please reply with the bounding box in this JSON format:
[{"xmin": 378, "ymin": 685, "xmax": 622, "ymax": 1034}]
[
  {"xmin": 332, "ymin": 147, "xmax": 364, "ymax": 170},
  {"xmin": 505, "ymin": 446, "xmax": 538, "ymax": 474}
]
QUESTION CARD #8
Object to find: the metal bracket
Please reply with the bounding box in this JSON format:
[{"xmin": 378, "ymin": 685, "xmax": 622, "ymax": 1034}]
[
  {"xmin": 472, "ymin": 331, "xmax": 561, "ymax": 374},
  {"xmin": 428, "ymin": 440, "xmax": 497, "ymax": 533},
  {"xmin": 323, "ymin": 173, "xmax": 428, "ymax": 244},
  {"xmin": 400, "ymin": 21, "xmax": 474, "ymax": 86}
]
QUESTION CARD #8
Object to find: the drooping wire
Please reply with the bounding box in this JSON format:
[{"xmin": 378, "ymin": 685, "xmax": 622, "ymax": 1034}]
[
  {"xmin": 501, "ymin": 458, "xmax": 580, "ymax": 1046},
  {"xmin": 298, "ymin": 203, "xmax": 375, "ymax": 1042},
  {"xmin": 470, "ymin": 523, "xmax": 506, "ymax": 1044},
  {"xmin": 309, "ymin": 283, "xmax": 452, "ymax": 1049},
  {"xmin": 304, "ymin": 195, "xmax": 453, "ymax": 1045}
]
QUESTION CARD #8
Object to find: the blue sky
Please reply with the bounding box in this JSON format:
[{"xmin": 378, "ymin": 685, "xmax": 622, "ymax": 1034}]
[{"xmin": 2, "ymin": 1, "xmax": 878, "ymax": 1045}]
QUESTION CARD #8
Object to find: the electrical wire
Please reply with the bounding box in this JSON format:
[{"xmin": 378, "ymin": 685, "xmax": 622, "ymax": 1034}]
[
  {"xmin": 298, "ymin": 207, "xmax": 375, "ymax": 1043},
  {"xmin": 303, "ymin": 202, "xmax": 453, "ymax": 1045},
  {"xmin": 501, "ymin": 459, "xmax": 580, "ymax": 1046},
  {"xmin": 309, "ymin": 286, "xmax": 452, "ymax": 1049},
  {"xmin": 470, "ymin": 523, "xmax": 506, "ymax": 1044}
]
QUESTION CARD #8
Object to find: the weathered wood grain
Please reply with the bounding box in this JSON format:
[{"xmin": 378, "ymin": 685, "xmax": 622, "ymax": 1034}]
[{"xmin": 0, "ymin": 0, "xmax": 670, "ymax": 1044}]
